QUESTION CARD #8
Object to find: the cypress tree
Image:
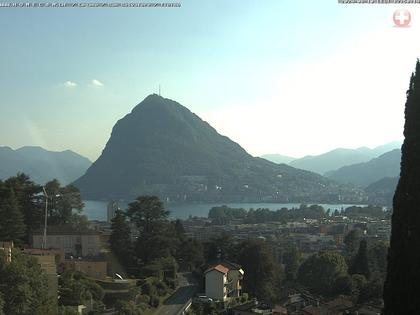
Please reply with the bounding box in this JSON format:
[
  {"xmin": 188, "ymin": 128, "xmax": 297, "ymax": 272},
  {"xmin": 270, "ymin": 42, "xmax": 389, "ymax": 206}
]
[
  {"xmin": 383, "ymin": 60, "xmax": 420, "ymax": 314},
  {"xmin": 350, "ymin": 239, "xmax": 370, "ymax": 279},
  {"xmin": 110, "ymin": 209, "xmax": 132, "ymax": 268}
]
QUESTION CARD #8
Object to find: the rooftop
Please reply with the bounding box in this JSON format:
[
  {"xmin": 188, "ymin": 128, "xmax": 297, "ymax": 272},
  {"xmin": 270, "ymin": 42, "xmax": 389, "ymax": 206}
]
[
  {"xmin": 221, "ymin": 260, "xmax": 242, "ymax": 270},
  {"xmin": 205, "ymin": 264, "xmax": 229, "ymax": 274}
]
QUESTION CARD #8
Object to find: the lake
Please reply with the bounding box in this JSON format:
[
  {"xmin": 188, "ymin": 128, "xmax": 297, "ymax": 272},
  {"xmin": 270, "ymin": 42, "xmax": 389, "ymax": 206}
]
[{"xmin": 83, "ymin": 200, "xmax": 365, "ymax": 221}]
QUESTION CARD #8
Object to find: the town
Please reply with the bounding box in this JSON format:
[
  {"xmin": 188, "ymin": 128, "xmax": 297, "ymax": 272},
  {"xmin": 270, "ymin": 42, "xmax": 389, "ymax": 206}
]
[
  {"xmin": 2, "ymin": 1, "xmax": 420, "ymax": 314},
  {"xmin": 0, "ymin": 175, "xmax": 388, "ymax": 314}
]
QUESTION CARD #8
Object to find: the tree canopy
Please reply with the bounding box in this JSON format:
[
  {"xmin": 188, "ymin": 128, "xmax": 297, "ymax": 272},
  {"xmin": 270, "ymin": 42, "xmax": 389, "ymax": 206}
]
[
  {"xmin": 238, "ymin": 239, "xmax": 282, "ymax": 302},
  {"xmin": 0, "ymin": 189, "xmax": 25, "ymax": 244},
  {"xmin": 384, "ymin": 59, "xmax": 420, "ymax": 314},
  {"xmin": 44, "ymin": 179, "xmax": 85, "ymax": 226},
  {"xmin": 298, "ymin": 251, "xmax": 348, "ymax": 295},
  {"xmin": 0, "ymin": 250, "xmax": 56, "ymax": 315},
  {"xmin": 109, "ymin": 209, "xmax": 133, "ymax": 269},
  {"xmin": 350, "ymin": 239, "xmax": 370, "ymax": 279}
]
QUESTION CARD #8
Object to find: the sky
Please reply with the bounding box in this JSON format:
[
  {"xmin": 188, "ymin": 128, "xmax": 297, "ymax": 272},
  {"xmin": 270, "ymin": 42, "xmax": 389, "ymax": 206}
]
[{"xmin": 1, "ymin": 0, "xmax": 420, "ymax": 161}]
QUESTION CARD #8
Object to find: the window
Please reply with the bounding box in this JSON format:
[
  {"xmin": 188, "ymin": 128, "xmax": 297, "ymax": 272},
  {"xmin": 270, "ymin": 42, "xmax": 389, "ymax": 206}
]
[{"xmin": 64, "ymin": 236, "xmax": 71, "ymax": 247}]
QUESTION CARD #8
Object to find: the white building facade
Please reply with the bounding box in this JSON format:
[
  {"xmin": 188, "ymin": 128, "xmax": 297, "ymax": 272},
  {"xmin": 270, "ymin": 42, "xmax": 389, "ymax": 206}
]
[
  {"xmin": 32, "ymin": 227, "xmax": 101, "ymax": 257},
  {"xmin": 205, "ymin": 264, "xmax": 229, "ymax": 301}
]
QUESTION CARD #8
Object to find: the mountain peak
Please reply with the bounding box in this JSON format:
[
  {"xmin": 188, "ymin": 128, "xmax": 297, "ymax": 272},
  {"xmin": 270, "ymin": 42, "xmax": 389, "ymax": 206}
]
[
  {"xmin": 73, "ymin": 95, "xmax": 365, "ymax": 203},
  {"xmin": 142, "ymin": 93, "xmax": 165, "ymax": 103},
  {"xmin": 133, "ymin": 94, "xmax": 177, "ymax": 108}
]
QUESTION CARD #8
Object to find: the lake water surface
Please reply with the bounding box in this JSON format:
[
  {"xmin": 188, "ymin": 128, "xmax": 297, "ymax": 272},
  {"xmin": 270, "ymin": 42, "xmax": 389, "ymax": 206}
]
[{"xmin": 83, "ymin": 200, "xmax": 365, "ymax": 221}]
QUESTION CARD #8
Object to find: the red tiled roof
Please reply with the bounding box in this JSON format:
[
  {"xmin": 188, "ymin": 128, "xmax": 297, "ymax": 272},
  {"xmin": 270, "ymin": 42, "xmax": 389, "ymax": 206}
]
[{"xmin": 205, "ymin": 264, "xmax": 229, "ymax": 274}]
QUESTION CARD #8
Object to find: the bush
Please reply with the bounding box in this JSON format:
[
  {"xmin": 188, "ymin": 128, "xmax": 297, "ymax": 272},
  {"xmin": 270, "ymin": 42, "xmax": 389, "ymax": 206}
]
[
  {"xmin": 138, "ymin": 302, "xmax": 149, "ymax": 311},
  {"xmin": 333, "ymin": 275, "xmax": 353, "ymax": 295},
  {"xmin": 165, "ymin": 278, "xmax": 178, "ymax": 290},
  {"xmin": 241, "ymin": 293, "xmax": 249, "ymax": 303},
  {"xmin": 149, "ymin": 295, "xmax": 160, "ymax": 307},
  {"xmin": 114, "ymin": 300, "xmax": 142, "ymax": 315},
  {"xmin": 137, "ymin": 294, "xmax": 150, "ymax": 304},
  {"xmin": 95, "ymin": 279, "xmax": 130, "ymax": 290},
  {"xmin": 58, "ymin": 306, "xmax": 79, "ymax": 315},
  {"xmin": 351, "ymin": 274, "xmax": 368, "ymax": 300},
  {"xmin": 361, "ymin": 278, "xmax": 383, "ymax": 303},
  {"xmin": 141, "ymin": 282, "xmax": 156, "ymax": 296},
  {"xmin": 156, "ymin": 281, "xmax": 168, "ymax": 296},
  {"xmin": 136, "ymin": 279, "xmax": 146, "ymax": 286}
]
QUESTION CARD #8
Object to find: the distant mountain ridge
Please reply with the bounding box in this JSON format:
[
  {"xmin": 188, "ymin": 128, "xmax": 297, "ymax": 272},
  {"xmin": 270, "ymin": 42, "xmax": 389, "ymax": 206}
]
[
  {"xmin": 260, "ymin": 154, "xmax": 296, "ymax": 164},
  {"xmin": 325, "ymin": 149, "xmax": 401, "ymax": 188},
  {"xmin": 74, "ymin": 94, "xmax": 365, "ymax": 203},
  {"xmin": 366, "ymin": 176, "xmax": 399, "ymax": 205},
  {"xmin": 0, "ymin": 146, "xmax": 92, "ymax": 185},
  {"xmin": 288, "ymin": 142, "xmax": 401, "ymax": 175}
]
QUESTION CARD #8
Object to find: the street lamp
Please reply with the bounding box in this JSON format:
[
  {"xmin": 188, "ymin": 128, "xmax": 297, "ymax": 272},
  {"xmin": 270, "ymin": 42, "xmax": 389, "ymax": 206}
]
[{"xmin": 41, "ymin": 187, "xmax": 61, "ymax": 250}]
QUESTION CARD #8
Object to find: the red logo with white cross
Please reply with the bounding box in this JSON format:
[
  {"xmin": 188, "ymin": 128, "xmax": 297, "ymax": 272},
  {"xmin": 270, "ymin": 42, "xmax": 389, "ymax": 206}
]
[{"xmin": 393, "ymin": 10, "xmax": 411, "ymax": 28}]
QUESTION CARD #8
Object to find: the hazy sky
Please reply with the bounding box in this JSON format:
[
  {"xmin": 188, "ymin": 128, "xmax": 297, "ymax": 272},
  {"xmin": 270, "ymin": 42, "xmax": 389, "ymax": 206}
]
[{"xmin": 1, "ymin": 0, "xmax": 419, "ymax": 161}]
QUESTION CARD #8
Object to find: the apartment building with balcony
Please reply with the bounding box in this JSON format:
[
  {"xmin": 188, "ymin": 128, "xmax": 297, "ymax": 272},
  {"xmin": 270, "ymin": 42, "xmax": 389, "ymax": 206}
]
[{"xmin": 205, "ymin": 261, "xmax": 244, "ymax": 301}]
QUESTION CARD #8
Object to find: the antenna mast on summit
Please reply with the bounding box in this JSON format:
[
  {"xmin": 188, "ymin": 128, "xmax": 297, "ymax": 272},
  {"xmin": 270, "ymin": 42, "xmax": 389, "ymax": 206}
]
[{"xmin": 159, "ymin": 84, "xmax": 161, "ymax": 96}]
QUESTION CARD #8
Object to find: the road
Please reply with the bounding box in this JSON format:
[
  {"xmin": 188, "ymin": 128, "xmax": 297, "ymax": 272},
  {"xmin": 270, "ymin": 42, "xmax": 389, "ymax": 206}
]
[{"xmin": 154, "ymin": 273, "xmax": 198, "ymax": 315}]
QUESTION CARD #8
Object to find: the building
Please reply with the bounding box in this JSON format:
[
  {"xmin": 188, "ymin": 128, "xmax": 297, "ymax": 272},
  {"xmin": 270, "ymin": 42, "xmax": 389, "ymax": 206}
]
[
  {"xmin": 32, "ymin": 226, "xmax": 101, "ymax": 257},
  {"xmin": 367, "ymin": 221, "xmax": 391, "ymax": 240},
  {"xmin": 289, "ymin": 295, "xmax": 354, "ymax": 315},
  {"xmin": 233, "ymin": 299, "xmax": 273, "ymax": 315},
  {"xmin": 107, "ymin": 201, "xmax": 119, "ymax": 223},
  {"xmin": 205, "ymin": 262, "xmax": 244, "ymax": 301},
  {"xmin": 277, "ymin": 287, "xmax": 321, "ymax": 314},
  {"xmin": 221, "ymin": 261, "xmax": 244, "ymax": 298},
  {"xmin": 205, "ymin": 264, "xmax": 229, "ymax": 301},
  {"xmin": 0, "ymin": 241, "xmax": 13, "ymax": 263},
  {"xmin": 61, "ymin": 258, "xmax": 107, "ymax": 279}
]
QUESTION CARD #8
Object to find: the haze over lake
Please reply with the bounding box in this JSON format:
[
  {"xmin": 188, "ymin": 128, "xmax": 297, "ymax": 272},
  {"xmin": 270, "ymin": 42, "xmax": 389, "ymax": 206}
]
[{"xmin": 83, "ymin": 200, "xmax": 367, "ymax": 221}]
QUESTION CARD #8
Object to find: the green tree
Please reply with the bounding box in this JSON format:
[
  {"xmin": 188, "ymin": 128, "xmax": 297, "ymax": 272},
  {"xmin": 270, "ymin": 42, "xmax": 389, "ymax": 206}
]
[
  {"xmin": 4, "ymin": 173, "xmax": 43, "ymax": 243},
  {"xmin": 283, "ymin": 245, "xmax": 301, "ymax": 282},
  {"xmin": 359, "ymin": 278, "xmax": 383, "ymax": 303},
  {"xmin": 126, "ymin": 196, "xmax": 176, "ymax": 266},
  {"xmin": 0, "ymin": 250, "xmax": 56, "ymax": 314},
  {"xmin": 350, "ymin": 274, "xmax": 368, "ymax": 302},
  {"xmin": 143, "ymin": 256, "xmax": 178, "ymax": 279},
  {"xmin": 136, "ymin": 221, "xmax": 179, "ymax": 266},
  {"xmin": 0, "ymin": 292, "xmax": 4, "ymax": 315},
  {"xmin": 384, "ymin": 60, "xmax": 420, "ymax": 314},
  {"xmin": 368, "ymin": 240, "xmax": 388, "ymax": 279},
  {"xmin": 238, "ymin": 239, "xmax": 281, "ymax": 301},
  {"xmin": 333, "ymin": 274, "xmax": 353, "ymax": 295},
  {"xmin": 177, "ymin": 238, "xmax": 204, "ymax": 271},
  {"xmin": 59, "ymin": 271, "xmax": 104, "ymax": 309},
  {"xmin": 344, "ymin": 229, "xmax": 361, "ymax": 254},
  {"xmin": 126, "ymin": 196, "xmax": 169, "ymax": 233},
  {"xmin": 110, "ymin": 210, "xmax": 132, "ymax": 268},
  {"xmin": 172, "ymin": 219, "xmax": 186, "ymax": 241},
  {"xmin": 0, "ymin": 189, "xmax": 25, "ymax": 244},
  {"xmin": 45, "ymin": 179, "xmax": 85, "ymax": 226},
  {"xmin": 204, "ymin": 234, "xmax": 237, "ymax": 263},
  {"xmin": 350, "ymin": 239, "xmax": 370, "ymax": 279},
  {"xmin": 298, "ymin": 251, "xmax": 348, "ymax": 295}
]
